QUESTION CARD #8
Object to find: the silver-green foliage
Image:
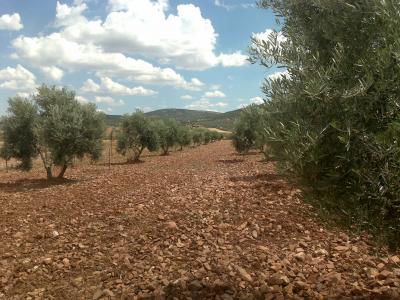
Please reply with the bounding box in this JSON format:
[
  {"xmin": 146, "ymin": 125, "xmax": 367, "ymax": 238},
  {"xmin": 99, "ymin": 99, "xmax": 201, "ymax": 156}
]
[
  {"xmin": 116, "ymin": 111, "xmax": 159, "ymax": 162},
  {"xmin": 1, "ymin": 85, "xmax": 105, "ymax": 179},
  {"xmin": 232, "ymin": 104, "xmax": 267, "ymax": 154},
  {"xmin": 251, "ymin": 0, "xmax": 400, "ymax": 248}
]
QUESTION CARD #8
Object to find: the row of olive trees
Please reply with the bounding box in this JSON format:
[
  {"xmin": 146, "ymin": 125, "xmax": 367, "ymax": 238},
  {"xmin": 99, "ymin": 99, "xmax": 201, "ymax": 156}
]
[
  {"xmin": 1, "ymin": 85, "xmax": 105, "ymax": 179},
  {"xmin": 116, "ymin": 111, "xmax": 223, "ymax": 162},
  {"xmin": 235, "ymin": 0, "xmax": 400, "ymax": 249},
  {"xmin": 0, "ymin": 86, "xmax": 224, "ymax": 178}
]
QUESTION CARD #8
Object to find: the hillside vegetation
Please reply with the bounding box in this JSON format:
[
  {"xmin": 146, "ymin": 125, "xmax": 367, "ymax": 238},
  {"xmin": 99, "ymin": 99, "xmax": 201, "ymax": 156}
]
[{"xmin": 106, "ymin": 108, "xmax": 242, "ymax": 131}]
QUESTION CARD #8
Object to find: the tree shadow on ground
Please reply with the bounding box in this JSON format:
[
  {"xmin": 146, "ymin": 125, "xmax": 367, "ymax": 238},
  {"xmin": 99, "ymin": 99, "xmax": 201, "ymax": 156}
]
[
  {"xmin": 217, "ymin": 159, "xmax": 244, "ymax": 164},
  {"xmin": 0, "ymin": 178, "xmax": 77, "ymax": 193},
  {"xmin": 230, "ymin": 172, "xmax": 283, "ymax": 183},
  {"xmin": 97, "ymin": 160, "xmax": 145, "ymax": 167},
  {"xmin": 232, "ymin": 151, "xmax": 261, "ymax": 156}
]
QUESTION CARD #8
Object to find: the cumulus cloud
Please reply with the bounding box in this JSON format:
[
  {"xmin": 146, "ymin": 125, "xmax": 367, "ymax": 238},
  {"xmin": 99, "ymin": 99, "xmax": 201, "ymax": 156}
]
[
  {"xmin": 249, "ymin": 96, "xmax": 264, "ymax": 104},
  {"xmin": 252, "ymin": 29, "xmax": 287, "ymax": 45},
  {"xmin": 180, "ymin": 95, "xmax": 193, "ymax": 100},
  {"xmin": 0, "ymin": 13, "xmax": 23, "ymax": 31},
  {"xmin": 214, "ymin": 0, "xmax": 255, "ymax": 10},
  {"xmin": 185, "ymin": 98, "xmax": 228, "ymax": 111},
  {"xmin": 76, "ymin": 95, "xmax": 89, "ymax": 103},
  {"xmin": 218, "ymin": 52, "xmax": 248, "ymax": 67},
  {"xmin": 95, "ymin": 95, "xmax": 124, "ymax": 106},
  {"xmin": 55, "ymin": 1, "xmax": 88, "ymax": 27},
  {"xmin": 81, "ymin": 77, "xmax": 157, "ymax": 96},
  {"xmin": 204, "ymin": 90, "xmax": 226, "ymax": 98},
  {"xmin": 40, "ymin": 66, "xmax": 64, "ymax": 81},
  {"xmin": 0, "ymin": 64, "xmax": 36, "ymax": 92},
  {"xmin": 43, "ymin": 0, "xmax": 247, "ymax": 70},
  {"xmin": 12, "ymin": 33, "xmax": 203, "ymax": 90},
  {"xmin": 268, "ymin": 70, "xmax": 290, "ymax": 81}
]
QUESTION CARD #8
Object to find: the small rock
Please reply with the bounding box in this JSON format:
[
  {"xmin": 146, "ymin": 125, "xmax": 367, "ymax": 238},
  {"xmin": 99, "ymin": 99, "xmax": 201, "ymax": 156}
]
[
  {"xmin": 14, "ymin": 232, "xmax": 23, "ymax": 239},
  {"xmin": 62, "ymin": 258, "xmax": 70, "ymax": 267},
  {"xmin": 92, "ymin": 289, "xmax": 103, "ymax": 300},
  {"xmin": 189, "ymin": 280, "xmax": 203, "ymax": 291},
  {"xmin": 294, "ymin": 252, "xmax": 305, "ymax": 261},
  {"xmin": 390, "ymin": 256, "xmax": 400, "ymax": 264},
  {"xmin": 269, "ymin": 273, "xmax": 290, "ymax": 286},
  {"xmin": 235, "ymin": 265, "xmax": 253, "ymax": 282},
  {"xmin": 166, "ymin": 221, "xmax": 178, "ymax": 230},
  {"xmin": 334, "ymin": 246, "xmax": 349, "ymax": 252}
]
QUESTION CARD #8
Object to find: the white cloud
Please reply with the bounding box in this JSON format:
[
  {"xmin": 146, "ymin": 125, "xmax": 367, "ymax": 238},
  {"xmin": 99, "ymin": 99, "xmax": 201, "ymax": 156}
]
[
  {"xmin": 40, "ymin": 66, "xmax": 64, "ymax": 81},
  {"xmin": 249, "ymin": 96, "xmax": 264, "ymax": 105},
  {"xmin": 12, "ymin": 33, "xmax": 203, "ymax": 90},
  {"xmin": 251, "ymin": 29, "xmax": 287, "ymax": 55},
  {"xmin": 180, "ymin": 95, "xmax": 193, "ymax": 100},
  {"xmin": 81, "ymin": 79, "xmax": 100, "ymax": 93},
  {"xmin": 76, "ymin": 95, "xmax": 89, "ymax": 103},
  {"xmin": 204, "ymin": 90, "xmax": 226, "ymax": 98},
  {"xmin": 0, "ymin": 13, "xmax": 23, "ymax": 31},
  {"xmin": 16, "ymin": 92, "xmax": 31, "ymax": 98},
  {"xmin": 55, "ymin": 1, "xmax": 88, "ymax": 27},
  {"xmin": 82, "ymin": 76, "xmax": 158, "ymax": 96},
  {"xmin": 214, "ymin": 0, "xmax": 255, "ymax": 10},
  {"xmin": 252, "ymin": 29, "xmax": 287, "ymax": 45},
  {"xmin": 218, "ymin": 52, "xmax": 248, "ymax": 67},
  {"xmin": 185, "ymin": 98, "xmax": 228, "ymax": 111},
  {"xmin": 95, "ymin": 96, "xmax": 124, "ymax": 106},
  {"xmin": 268, "ymin": 70, "xmax": 289, "ymax": 81},
  {"xmin": 0, "ymin": 64, "xmax": 36, "ymax": 92},
  {"xmin": 43, "ymin": 0, "xmax": 247, "ymax": 70}
]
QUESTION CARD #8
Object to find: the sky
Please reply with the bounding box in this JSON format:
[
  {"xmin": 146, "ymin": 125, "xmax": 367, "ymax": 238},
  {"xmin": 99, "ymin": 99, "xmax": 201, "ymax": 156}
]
[{"xmin": 0, "ymin": 0, "xmax": 280, "ymax": 115}]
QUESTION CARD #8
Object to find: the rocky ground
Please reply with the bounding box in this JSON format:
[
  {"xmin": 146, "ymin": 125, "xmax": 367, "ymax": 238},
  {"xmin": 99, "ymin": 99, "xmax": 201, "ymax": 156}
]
[{"xmin": 1, "ymin": 141, "xmax": 400, "ymax": 299}]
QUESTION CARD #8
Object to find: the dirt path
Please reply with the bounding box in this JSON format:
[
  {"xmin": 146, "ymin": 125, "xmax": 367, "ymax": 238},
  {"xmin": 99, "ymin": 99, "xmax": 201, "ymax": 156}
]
[{"xmin": 0, "ymin": 141, "xmax": 399, "ymax": 299}]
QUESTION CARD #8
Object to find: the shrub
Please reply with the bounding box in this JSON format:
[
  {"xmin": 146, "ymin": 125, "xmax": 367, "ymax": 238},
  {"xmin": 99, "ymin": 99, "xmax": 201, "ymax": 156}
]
[
  {"xmin": 251, "ymin": 0, "xmax": 400, "ymax": 248},
  {"xmin": 116, "ymin": 111, "xmax": 159, "ymax": 162}
]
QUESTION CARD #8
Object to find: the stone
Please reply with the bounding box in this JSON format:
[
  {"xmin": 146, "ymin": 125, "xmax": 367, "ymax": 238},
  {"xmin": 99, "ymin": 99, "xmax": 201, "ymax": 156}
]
[
  {"xmin": 235, "ymin": 265, "xmax": 253, "ymax": 282},
  {"xmin": 189, "ymin": 280, "xmax": 203, "ymax": 291}
]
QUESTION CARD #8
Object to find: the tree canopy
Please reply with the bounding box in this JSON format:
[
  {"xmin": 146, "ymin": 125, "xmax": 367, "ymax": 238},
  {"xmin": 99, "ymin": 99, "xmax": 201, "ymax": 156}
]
[
  {"xmin": 250, "ymin": 0, "xmax": 400, "ymax": 248},
  {"xmin": 1, "ymin": 85, "xmax": 106, "ymax": 179}
]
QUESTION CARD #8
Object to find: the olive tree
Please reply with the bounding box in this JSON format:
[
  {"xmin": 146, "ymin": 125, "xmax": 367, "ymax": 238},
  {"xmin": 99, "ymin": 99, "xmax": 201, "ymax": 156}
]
[
  {"xmin": 1, "ymin": 85, "xmax": 106, "ymax": 179},
  {"xmin": 251, "ymin": 0, "xmax": 400, "ymax": 248},
  {"xmin": 177, "ymin": 125, "xmax": 192, "ymax": 150},
  {"xmin": 116, "ymin": 112, "xmax": 159, "ymax": 162},
  {"xmin": 1, "ymin": 97, "xmax": 38, "ymax": 170},
  {"xmin": 232, "ymin": 104, "xmax": 266, "ymax": 154},
  {"xmin": 192, "ymin": 128, "xmax": 205, "ymax": 146},
  {"xmin": 156, "ymin": 119, "xmax": 179, "ymax": 155}
]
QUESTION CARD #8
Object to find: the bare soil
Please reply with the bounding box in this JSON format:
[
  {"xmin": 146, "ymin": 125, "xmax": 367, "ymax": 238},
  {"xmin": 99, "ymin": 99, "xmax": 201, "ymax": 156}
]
[{"xmin": 1, "ymin": 141, "xmax": 399, "ymax": 299}]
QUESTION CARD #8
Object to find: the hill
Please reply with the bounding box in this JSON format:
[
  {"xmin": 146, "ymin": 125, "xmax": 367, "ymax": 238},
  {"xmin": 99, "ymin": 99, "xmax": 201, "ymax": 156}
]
[{"xmin": 105, "ymin": 108, "xmax": 242, "ymax": 131}]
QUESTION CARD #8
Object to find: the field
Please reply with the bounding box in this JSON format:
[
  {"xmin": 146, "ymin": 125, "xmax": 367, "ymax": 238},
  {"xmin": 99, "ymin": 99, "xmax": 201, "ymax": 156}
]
[{"xmin": 1, "ymin": 141, "xmax": 400, "ymax": 299}]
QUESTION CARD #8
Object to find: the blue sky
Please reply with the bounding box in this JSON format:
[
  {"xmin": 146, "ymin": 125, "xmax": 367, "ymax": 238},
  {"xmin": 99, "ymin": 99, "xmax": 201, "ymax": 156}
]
[{"xmin": 0, "ymin": 0, "xmax": 279, "ymax": 115}]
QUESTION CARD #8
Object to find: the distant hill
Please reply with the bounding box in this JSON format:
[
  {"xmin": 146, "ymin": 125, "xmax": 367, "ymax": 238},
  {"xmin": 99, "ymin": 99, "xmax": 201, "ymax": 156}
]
[
  {"xmin": 105, "ymin": 108, "xmax": 242, "ymax": 131},
  {"xmin": 145, "ymin": 108, "xmax": 221, "ymax": 123}
]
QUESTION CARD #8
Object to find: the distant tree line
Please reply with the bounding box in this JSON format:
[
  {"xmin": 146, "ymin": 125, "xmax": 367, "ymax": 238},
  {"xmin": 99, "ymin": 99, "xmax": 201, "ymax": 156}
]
[
  {"xmin": 116, "ymin": 111, "xmax": 224, "ymax": 162},
  {"xmin": 0, "ymin": 85, "xmax": 224, "ymax": 178}
]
